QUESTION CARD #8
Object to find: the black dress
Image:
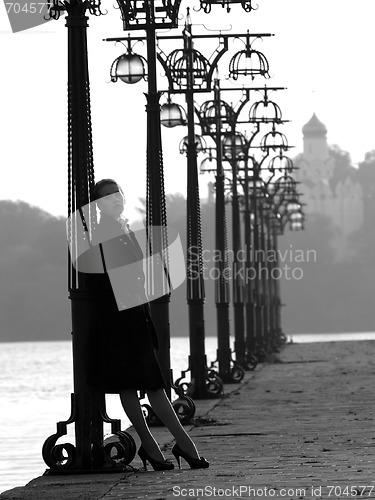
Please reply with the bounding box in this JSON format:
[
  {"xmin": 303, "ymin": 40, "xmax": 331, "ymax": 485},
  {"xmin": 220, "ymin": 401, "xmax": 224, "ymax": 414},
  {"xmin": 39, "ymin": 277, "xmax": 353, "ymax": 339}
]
[{"xmin": 83, "ymin": 215, "xmax": 166, "ymax": 393}]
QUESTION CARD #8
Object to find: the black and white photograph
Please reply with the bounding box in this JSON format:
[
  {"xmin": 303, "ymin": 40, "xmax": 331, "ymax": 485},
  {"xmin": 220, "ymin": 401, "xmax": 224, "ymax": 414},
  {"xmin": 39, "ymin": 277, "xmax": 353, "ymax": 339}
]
[{"xmin": 0, "ymin": 0, "xmax": 375, "ymax": 498}]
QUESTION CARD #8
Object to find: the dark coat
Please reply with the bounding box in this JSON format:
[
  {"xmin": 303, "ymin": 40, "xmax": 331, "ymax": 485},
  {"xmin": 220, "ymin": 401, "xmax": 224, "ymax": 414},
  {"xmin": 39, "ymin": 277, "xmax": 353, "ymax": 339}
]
[{"xmin": 82, "ymin": 215, "xmax": 165, "ymax": 393}]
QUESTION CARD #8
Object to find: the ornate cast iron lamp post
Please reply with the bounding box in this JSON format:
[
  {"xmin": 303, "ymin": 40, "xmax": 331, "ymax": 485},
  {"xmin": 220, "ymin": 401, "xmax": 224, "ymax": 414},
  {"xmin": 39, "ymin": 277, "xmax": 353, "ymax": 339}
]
[
  {"xmin": 219, "ymin": 85, "xmax": 285, "ymax": 368},
  {"xmin": 106, "ymin": 0, "xmax": 183, "ymax": 401},
  {"xmin": 238, "ymin": 91, "xmax": 285, "ymax": 364},
  {"xmin": 106, "ymin": 2, "xmax": 207, "ymax": 428},
  {"xmin": 235, "ymin": 120, "xmax": 291, "ymax": 362},
  {"xmin": 159, "ymin": 15, "xmax": 273, "ymax": 396},
  {"xmin": 159, "ymin": 21, "xmax": 273, "ymax": 397},
  {"xmin": 106, "ymin": 5, "xmax": 272, "ymax": 399},
  {"xmin": 199, "ymin": 83, "xmax": 284, "ymax": 375},
  {"xmin": 198, "ymin": 80, "xmax": 239, "ymax": 383},
  {"xmin": 249, "ymin": 122, "xmax": 291, "ymax": 356},
  {"xmin": 266, "ymin": 170, "xmax": 305, "ymax": 345},
  {"xmin": 199, "ymin": 80, "xmax": 246, "ymax": 382},
  {"xmin": 258, "ymin": 147, "xmax": 291, "ymax": 352},
  {"xmin": 162, "ymin": 12, "xmax": 227, "ymax": 397},
  {"xmin": 263, "ymin": 154, "xmax": 295, "ymax": 347},
  {"xmin": 42, "ymin": 0, "xmax": 137, "ymax": 474}
]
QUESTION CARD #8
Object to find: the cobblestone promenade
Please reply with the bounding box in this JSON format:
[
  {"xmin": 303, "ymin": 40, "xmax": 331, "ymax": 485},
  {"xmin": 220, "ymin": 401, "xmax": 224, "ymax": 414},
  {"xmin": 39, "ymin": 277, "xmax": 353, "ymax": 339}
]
[{"xmin": 2, "ymin": 340, "xmax": 375, "ymax": 499}]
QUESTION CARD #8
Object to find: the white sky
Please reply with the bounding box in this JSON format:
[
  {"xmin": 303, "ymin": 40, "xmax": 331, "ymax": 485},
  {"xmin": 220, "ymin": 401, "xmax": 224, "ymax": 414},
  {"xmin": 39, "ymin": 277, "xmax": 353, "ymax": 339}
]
[{"xmin": 0, "ymin": 0, "xmax": 374, "ymax": 219}]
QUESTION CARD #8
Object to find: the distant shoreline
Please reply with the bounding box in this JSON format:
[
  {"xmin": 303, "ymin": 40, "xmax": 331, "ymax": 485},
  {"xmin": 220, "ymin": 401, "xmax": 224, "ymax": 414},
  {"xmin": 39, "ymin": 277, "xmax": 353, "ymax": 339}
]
[{"xmin": 1, "ymin": 331, "xmax": 375, "ymax": 344}]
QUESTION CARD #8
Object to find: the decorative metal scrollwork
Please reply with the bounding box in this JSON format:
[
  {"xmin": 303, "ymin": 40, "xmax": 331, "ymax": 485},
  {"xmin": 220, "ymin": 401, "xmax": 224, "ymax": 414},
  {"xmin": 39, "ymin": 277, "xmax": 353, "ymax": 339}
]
[
  {"xmin": 271, "ymin": 175, "xmax": 299, "ymax": 212},
  {"xmin": 141, "ymin": 395, "xmax": 196, "ymax": 425},
  {"xmin": 42, "ymin": 394, "xmax": 77, "ymax": 469},
  {"xmin": 116, "ymin": 0, "xmax": 182, "ymax": 30},
  {"xmin": 172, "ymin": 396, "xmax": 196, "ymax": 424},
  {"xmin": 100, "ymin": 406, "xmax": 136, "ymax": 465},
  {"xmin": 42, "ymin": 439, "xmax": 76, "ymax": 469},
  {"xmin": 141, "ymin": 403, "xmax": 163, "ymax": 426},
  {"xmin": 222, "ymin": 132, "xmax": 247, "ymax": 161},
  {"xmin": 268, "ymin": 154, "xmax": 294, "ymax": 175},
  {"xmin": 205, "ymin": 369, "xmax": 224, "ymax": 396},
  {"xmin": 103, "ymin": 431, "xmax": 136, "ymax": 466},
  {"xmin": 174, "ymin": 368, "xmax": 223, "ymax": 399},
  {"xmin": 230, "ymin": 362, "xmax": 245, "ymax": 382},
  {"xmin": 42, "ymin": 393, "xmax": 136, "ymax": 471},
  {"xmin": 245, "ymin": 353, "xmax": 258, "ymax": 371},
  {"xmin": 174, "ymin": 376, "xmax": 191, "ymax": 395},
  {"xmin": 46, "ymin": 0, "xmax": 104, "ymax": 21},
  {"xmin": 260, "ymin": 129, "xmax": 289, "ymax": 152},
  {"xmin": 179, "ymin": 134, "xmax": 207, "ymax": 154},
  {"xmin": 167, "ymin": 48, "xmax": 211, "ymax": 88},
  {"xmin": 208, "ymin": 357, "xmax": 246, "ymax": 384},
  {"xmin": 199, "ymin": 99, "xmax": 234, "ymax": 135},
  {"xmin": 249, "ymin": 99, "xmax": 282, "ymax": 124},
  {"xmin": 171, "ymin": 375, "xmax": 197, "ymax": 423},
  {"xmin": 199, "ymin": 0, "xmax": 256, "ymax": 14},
  {"xmin": 229, "ymin": 36, "xmax": 270, "ymax": 81}
]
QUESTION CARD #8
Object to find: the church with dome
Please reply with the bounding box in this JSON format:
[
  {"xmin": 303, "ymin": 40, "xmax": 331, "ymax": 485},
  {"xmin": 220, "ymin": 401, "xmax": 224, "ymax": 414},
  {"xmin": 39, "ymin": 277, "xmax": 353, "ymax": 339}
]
[{"xmin": 294, "ymin": 114, "xmax": 363, "ymax": 260}]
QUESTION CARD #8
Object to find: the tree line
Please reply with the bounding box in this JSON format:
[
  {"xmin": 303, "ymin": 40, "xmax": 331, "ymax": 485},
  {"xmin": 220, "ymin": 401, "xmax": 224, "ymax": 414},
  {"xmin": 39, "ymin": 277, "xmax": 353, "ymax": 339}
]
[{"xmin": 1, "ymin": 146, "xmax": 374, "ymax": 342}]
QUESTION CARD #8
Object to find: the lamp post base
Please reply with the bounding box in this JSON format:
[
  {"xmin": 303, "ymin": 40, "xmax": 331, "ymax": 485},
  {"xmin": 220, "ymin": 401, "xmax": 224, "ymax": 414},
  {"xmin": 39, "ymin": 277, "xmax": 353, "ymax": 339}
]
[{"xmin": 42, "ymin": 393, "xmax": 136, "ymax": 473}]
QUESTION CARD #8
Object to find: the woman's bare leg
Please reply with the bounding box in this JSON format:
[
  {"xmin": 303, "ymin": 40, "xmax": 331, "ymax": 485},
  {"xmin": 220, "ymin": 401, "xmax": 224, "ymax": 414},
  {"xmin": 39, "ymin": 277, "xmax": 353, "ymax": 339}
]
[
  {"xmin": 119, "ymin": 389, "xmax": 164, "ymax": 461},
  {"xmin": 147, "ymin": 388, "xmax": 200, "ymax": 459}
]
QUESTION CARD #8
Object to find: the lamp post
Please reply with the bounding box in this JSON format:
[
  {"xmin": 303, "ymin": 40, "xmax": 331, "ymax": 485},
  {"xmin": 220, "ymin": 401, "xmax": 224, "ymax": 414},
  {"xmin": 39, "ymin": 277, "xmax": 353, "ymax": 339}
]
[
  {"xmin": 221, "ymin": 95, "xmax": 265, "ymax": 368},
  {"xmin": 251, "ymin": 97, "xmax": 288, "ymax": 353},
  {"xmin": 264, "ymin": 153, "xmax": 295, "ymax": 348},
  {"xmin": 273, "ymin": 199, "xmax": 305, "ymax": 342},
  {"xmin": 223, "ymin": 133, "xmax": 247, "ymax": 367},
  {"xmin": 221, "ymin": 131, "xmax": 258, "ymax": 369},
  {"xmin": 198, "ymin": 79, "xmax": 239, "ymax": 383},
  {"xmin": 211, "ymin": 80, "xmax": 232, "ymax": 384},
  {"xmin": 106, "ymin": 7, "xmax": 273, "ymax": 399},
  {"xmin": 248, "ymin": 167, "xmax": 265, "ymax": 359},
  {"xmin": 156, "ymin": 14, "xmax": 273, "ymax": 397},
  {"xmin": 198, "ymin": 82, "xmax": 287, "ymax": 369},
  {"xmin": 255, "ymin": 126, "xmax": 291, "ymax": 354},
  {"xmin": 235, "ymin": 121, "xmax": 290, "ymax": 362},
  {"xmin": 267, "ymin": 170, "xmax": 305, "ymax": 345},
  {"xmin": 235, "ymin": 89, "xmax": 286, "ymax": 363},
  {"xmin": 164, "ymin": 12, "xmax": 224, "ymax": 397},
  {"xmin": 42, "ymin": 0, "xmax": 137, "ymax": 473},
  {"xmin": 106, "ymin": 0, "xmax": 184, "ymax": 402},
  {"xmin": 199, "ymin": 84, "xmax": 284, "ymax": 372},
  {"xmin": 199, "ymin": 82, "xmax": 247, "ymax": 381},
  {"xmin": 234, "ymin": 140, "xmax": 260, "ymax": 365}
]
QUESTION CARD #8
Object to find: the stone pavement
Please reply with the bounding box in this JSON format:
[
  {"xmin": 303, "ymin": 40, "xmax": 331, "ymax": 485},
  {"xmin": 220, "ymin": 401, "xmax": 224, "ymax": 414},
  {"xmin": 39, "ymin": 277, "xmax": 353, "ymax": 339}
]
[{"xmin": 2, "ymin": 340, "xmax": 375, "ymax": 499}]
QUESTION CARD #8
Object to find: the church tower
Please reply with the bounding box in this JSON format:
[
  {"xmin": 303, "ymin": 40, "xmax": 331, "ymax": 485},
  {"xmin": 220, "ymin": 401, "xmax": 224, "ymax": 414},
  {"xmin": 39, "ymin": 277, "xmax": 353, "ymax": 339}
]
[
  {"xmin": 296, "ymin": 114, "xmax": 334, "ymax": 212},
  {"xmin": 302, "ymin": 113, "xmax": 329, "ymax": 162},
  {"xmin": 296, "ymin": 114, "xmax": 363, "ymax": 260}
]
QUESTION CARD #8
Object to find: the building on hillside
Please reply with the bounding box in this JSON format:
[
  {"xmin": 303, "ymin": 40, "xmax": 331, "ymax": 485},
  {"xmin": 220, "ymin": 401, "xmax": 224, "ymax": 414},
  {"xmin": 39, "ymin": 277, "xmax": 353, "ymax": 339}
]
[{"xmin": 294, "ymin": 114, "xmax": 363, "ymax": 260}]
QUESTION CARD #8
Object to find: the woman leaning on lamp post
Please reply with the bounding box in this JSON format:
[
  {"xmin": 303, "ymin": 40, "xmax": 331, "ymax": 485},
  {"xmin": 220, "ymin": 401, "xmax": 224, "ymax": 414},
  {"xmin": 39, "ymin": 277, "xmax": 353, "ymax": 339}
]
[{"xmin": 80, "ymin": 178, "xmax": 209, "ymax": 471}]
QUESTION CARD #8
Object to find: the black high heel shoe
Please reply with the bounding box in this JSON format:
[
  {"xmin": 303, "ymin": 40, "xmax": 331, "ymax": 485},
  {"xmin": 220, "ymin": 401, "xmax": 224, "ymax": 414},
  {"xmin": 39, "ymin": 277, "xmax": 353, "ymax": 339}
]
[
  {"xmin": 171, "ymin": 444, "xmax": 209, "ymax": 469},
  {"xmin": 138, "ymin": 446, "xmax": 174, "ymax": 471}
]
